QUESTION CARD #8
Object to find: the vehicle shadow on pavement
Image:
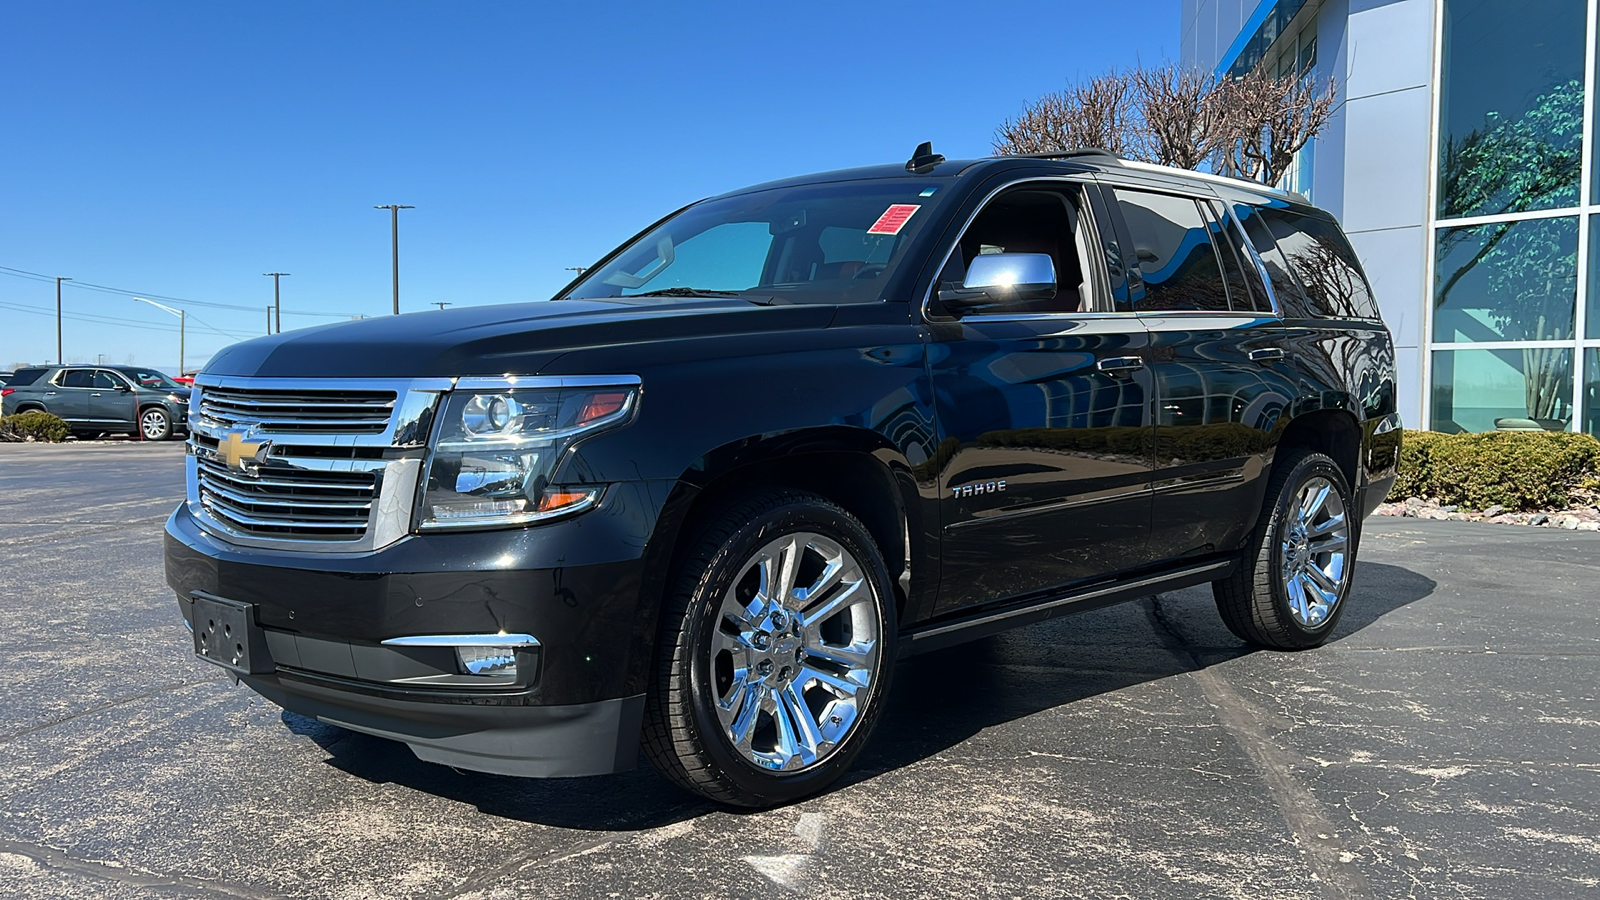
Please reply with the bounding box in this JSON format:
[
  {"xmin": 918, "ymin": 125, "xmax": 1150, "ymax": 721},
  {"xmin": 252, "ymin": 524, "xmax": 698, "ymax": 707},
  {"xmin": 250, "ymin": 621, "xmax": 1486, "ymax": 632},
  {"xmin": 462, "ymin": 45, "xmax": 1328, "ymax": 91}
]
[
  {"xmin": 284, "ymin": 561, "xmax": 1434, "ymax": 829},
  {"xmin": 846, "ymin": 561, "xmax": 1436, "ymax": 793}
]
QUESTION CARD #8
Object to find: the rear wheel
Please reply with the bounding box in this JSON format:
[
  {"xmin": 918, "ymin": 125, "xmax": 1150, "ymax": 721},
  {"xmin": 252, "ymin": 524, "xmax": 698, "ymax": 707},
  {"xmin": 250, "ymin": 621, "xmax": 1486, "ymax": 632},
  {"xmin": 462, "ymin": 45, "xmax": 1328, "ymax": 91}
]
[
  {"xmin": 140, "ymin": 407, "xmax": 172, "ymax": 441},
  {"xmin": 1213, "ymin": 449, "xmax": 1355, "ymax": 649},
  {"xmin": 642, "ymin": 490, "xmax": 896, "ymax": 807}
]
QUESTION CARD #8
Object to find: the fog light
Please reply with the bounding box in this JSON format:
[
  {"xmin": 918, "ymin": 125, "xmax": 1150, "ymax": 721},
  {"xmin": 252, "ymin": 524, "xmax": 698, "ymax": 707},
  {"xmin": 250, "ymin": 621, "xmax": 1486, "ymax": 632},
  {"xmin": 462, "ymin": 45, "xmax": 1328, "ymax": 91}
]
[{"xmin": 456, "ymin": 645, "xmax": 517, "ymax": 676}]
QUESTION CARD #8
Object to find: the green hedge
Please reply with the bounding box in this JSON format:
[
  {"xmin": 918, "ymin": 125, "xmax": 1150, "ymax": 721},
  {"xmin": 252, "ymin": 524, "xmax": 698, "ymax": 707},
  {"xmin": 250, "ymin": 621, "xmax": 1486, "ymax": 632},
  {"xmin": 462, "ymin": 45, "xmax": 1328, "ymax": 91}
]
[
  {"xmin": 0, "ymin": 410, "xmax": 70, "ymax": 443},
  {"xmin": 1387, "ymin": 429, "xmax": 1600, "ymax": 511}
]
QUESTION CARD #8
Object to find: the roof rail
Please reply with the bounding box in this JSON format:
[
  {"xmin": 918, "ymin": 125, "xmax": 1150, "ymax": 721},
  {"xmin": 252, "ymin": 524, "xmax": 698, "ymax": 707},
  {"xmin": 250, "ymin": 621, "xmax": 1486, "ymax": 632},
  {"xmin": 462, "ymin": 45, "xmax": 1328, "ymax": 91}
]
[
  {"xmin": 1007, "ymin": 148, "xmax": 1123, "ymax": 164},
  {"xmin": 1116, "ymin": 159, "xmax": 1307, "ymax": 202}
]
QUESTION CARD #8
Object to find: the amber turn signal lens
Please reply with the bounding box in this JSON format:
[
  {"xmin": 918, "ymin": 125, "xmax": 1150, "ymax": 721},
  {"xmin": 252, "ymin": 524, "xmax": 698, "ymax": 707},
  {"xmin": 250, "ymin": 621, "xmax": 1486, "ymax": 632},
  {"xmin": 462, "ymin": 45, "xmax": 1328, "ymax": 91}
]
[
  {"xmin": 576, "ymin": 392, "xmax": 629, "ymax": 426},
  {"xmin": 536, "ymin": 489, "xmax": 596, "ymax": 512}
]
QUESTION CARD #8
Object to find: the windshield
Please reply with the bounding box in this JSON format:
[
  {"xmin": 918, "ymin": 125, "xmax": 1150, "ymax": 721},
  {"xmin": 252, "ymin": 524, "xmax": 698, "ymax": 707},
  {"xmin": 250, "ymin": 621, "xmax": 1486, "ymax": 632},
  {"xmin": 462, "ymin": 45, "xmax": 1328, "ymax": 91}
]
[
  {"xmin": 122, "ymin": 369, "xmax": 184, "ymax": 390},
  {"xmin": 562, "ymin": 179, "xmax": 947, "ymax": 304}
]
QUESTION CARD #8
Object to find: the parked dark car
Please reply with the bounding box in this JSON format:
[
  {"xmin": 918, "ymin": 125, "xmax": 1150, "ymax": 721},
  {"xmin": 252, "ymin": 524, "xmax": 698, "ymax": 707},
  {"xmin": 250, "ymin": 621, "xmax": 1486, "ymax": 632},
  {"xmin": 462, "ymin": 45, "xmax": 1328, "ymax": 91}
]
[
  {"xmin": 2, "ymin": 365, "xmax": 189, "ymax": 439},
  {"xmin": 164, "ymin": 146, "xmax": 1400, "ymax": 807}
]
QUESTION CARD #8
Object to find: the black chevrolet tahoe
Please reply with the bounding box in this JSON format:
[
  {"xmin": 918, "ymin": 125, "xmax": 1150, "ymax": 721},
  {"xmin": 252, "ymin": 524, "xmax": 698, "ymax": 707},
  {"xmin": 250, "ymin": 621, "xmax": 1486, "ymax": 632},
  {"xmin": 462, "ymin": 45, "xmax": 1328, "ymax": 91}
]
[{"xmin": 165, "ymin": 145, "xmax": 1401, "ymax": 807}]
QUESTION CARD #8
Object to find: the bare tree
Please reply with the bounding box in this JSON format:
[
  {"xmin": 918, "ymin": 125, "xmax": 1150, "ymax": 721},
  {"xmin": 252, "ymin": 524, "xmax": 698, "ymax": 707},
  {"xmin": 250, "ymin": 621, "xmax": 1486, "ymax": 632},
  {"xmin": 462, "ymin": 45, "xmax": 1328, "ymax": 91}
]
[
  {"xmin": 994, "ymin": 71, "xmax": 1136, "ymax": 157},
  {"xmin": 1129, "ymin": 63, "xmax": 1232, "ymax": 169},
  {"xmin": 1221, "ymin": 67, "xmax": 1338, "ymax": 187},
  {"xmin": 994, "ymin": 62, "xmax": 1337, "ymax": 190}
]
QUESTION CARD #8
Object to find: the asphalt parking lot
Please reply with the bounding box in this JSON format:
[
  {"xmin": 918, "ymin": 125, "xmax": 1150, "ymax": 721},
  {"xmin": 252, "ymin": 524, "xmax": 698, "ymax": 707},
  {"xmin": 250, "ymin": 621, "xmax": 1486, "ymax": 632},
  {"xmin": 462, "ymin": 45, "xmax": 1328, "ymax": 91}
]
[{"xmin": 2, "ymin": 441, "xmax": 1598, "ymax": 899}]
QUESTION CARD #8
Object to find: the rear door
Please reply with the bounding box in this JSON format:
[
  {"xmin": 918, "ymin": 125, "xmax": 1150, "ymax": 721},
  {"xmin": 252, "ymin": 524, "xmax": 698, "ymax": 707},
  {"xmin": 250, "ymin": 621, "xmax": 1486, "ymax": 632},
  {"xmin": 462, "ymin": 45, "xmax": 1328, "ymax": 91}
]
[
  {"xmin": 46, "ymin": 369, "xmax": 94, "ymax": 423},
  {"xmin": 1099, "ymin": 179, "xmax": 1293, "ymax": 562},
  {"xmin": 926, "ymin": 177, "xmax": 1158, "ymax": 612}
]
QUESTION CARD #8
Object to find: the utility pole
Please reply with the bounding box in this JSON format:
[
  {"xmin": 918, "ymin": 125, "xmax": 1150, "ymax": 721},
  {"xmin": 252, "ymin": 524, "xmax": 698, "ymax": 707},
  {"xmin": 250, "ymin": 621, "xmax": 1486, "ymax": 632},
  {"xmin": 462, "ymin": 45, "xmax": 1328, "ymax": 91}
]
[
  {"xmin": 55, "ymin": 276, "xmax": 71, "ymax": 363},
  {"xmin": 432, "ymin": 302, "xmax": 452, "ymax": 311},
  {"xmin": 263, "ymin": 272, "xmax": 289, "ymax": 333},
  {"xmin": 266, "ymin": 306, "xmax": 273, "ymax": 334},
  {"xmin": 374, "ymin": 204, "xmax": 413, "ymax": 315}
]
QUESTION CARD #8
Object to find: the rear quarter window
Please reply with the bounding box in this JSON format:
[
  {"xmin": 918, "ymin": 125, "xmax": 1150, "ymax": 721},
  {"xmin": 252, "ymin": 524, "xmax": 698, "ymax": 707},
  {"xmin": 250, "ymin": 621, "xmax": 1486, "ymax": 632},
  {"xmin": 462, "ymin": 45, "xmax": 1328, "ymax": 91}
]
[
  {"xmin": 1253, "ymin": 206, "xmax": 1379, "ymax": 320},
  {"xmin": 5, "ymin": 368, "xmax": 48, "ymax": 387}
]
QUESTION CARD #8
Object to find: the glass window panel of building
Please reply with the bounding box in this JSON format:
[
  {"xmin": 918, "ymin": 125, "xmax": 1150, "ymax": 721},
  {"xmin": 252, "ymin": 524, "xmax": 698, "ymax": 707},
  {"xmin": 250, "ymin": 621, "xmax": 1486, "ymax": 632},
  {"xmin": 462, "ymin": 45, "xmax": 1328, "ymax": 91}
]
[
  {"xmin": 1432, "ymin": 348, "xmax": 1573, "ymax": 434},
  {"xmin": 1436, "ymin": 0, "xmax": 1585, "ymax": 221},
  {"xmin": 1432, "ymin": 0, "xmax": 1594, "ymax": 436},
  {"xmin": 1434, "ymin": 217, "xmax": 1578, "ymax": 343}
]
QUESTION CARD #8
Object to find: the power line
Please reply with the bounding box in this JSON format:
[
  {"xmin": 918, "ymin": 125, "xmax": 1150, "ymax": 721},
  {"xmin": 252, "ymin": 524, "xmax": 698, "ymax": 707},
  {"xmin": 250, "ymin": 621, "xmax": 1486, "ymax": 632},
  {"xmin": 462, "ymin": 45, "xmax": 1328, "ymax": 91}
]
[
  {"xmin": 0, "ymin": 298, "xmax": 254, "ymax": 341},
  {"xmin": 0, "ymin": 265, "xmax": 365, "ymax": 319}
]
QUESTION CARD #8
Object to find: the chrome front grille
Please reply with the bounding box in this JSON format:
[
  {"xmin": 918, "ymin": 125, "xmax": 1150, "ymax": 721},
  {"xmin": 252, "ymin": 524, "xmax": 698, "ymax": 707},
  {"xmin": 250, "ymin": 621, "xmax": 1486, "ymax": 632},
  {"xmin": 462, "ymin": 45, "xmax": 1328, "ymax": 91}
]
[
  {"xmin": 195, "ymin": 450, "xmax": 376, "ymax": 541},
  {"xmin": 199, "ymin": 384, "xmax": 397, "ymax": 434},
  {"xmin": 186, "ymin": 375, "xmax": 453, "ymax": 552}
]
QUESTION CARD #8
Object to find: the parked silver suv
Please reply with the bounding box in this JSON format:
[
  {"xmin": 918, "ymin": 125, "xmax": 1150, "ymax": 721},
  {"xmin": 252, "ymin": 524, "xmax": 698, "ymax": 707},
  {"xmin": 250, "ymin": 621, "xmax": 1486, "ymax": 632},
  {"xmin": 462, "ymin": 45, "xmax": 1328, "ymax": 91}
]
[{"xmin": 1, "ymin": 365, "xmax": 189, "ymax": 440}]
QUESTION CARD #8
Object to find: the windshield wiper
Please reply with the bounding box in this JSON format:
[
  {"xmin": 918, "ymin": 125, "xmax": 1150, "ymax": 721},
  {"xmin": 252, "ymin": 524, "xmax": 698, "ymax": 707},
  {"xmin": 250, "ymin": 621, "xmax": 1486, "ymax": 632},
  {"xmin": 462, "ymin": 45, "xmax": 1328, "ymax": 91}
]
[{"xmin": 628, "ymin": 287, "xmax": 746, "ymax": 298}]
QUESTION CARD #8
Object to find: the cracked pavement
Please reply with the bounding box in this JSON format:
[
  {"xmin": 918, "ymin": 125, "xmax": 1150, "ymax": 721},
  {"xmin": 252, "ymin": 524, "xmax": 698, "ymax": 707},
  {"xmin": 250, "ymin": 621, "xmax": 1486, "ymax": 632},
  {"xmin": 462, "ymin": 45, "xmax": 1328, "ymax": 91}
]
[{"xmin": 2, "ymin": 441, "xmax": 1598, "ymax": 898}]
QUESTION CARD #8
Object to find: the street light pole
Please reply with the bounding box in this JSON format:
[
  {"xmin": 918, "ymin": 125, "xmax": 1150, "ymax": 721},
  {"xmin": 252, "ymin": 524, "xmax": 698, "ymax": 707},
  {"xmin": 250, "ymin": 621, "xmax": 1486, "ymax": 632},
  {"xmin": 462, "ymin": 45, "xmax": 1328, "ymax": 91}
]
[
  {"xmin": 55, "ymin": 276, "xmax": 71, "ymax": 363},
  {"xmin": 132, "ymin": 298, "xmax": 185, "ymax": 375},
  {"xmin": 263, "ymin": 272, "xmax": 289, "ymax": 333},
  {"xmin": 374, "ymin": 204, "xmax": 413, "ymax": 315}
]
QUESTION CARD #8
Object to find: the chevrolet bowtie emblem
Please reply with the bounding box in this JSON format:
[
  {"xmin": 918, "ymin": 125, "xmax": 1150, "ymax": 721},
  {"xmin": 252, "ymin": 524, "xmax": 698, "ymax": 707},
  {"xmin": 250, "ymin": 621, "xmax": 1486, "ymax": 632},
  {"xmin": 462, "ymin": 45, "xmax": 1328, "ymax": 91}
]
[{"xmin": 218, "ymin": 430, "xmax": 267, "ymax": 470}]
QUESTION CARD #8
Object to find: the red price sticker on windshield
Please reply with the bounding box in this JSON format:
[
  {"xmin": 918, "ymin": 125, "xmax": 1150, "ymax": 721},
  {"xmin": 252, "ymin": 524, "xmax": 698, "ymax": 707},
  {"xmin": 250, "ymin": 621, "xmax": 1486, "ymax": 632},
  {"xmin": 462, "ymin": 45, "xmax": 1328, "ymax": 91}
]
[{"xmin": 867, "ymin": 204, "xmax": 920, "ymax": 235}]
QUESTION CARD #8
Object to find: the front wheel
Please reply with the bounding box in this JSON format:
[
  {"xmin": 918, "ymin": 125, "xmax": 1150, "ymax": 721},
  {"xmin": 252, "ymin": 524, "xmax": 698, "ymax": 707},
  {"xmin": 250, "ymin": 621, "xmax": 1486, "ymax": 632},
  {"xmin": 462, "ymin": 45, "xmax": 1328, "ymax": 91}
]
[
  {"xmin": 642, "ymin": 490, "xmax": 896, "ymax": 807},
  {"xmin": 1213, "ymin": 449, "xmax": 1355, "ymax": 649},
  {"xmin": 140, "ymin": 407, "xmax": 172, "ymax": 441}
]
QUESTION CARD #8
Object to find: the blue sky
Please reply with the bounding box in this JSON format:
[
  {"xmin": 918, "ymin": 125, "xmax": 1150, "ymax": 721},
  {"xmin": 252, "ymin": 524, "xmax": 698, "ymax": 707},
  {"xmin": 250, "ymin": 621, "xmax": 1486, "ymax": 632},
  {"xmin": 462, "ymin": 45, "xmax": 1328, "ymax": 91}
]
[{"xmin": 0, "ymin": 1, "xmax": 1177, "ymax": 374}]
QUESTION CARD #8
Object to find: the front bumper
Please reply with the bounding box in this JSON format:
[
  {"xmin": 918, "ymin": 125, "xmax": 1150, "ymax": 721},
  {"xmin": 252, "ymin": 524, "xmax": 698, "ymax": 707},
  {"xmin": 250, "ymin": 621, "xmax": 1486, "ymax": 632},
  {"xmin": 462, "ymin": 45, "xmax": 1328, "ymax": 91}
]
[{"xmin": 164, "ymin": 479, "xmax": 675, "ymax": 777}]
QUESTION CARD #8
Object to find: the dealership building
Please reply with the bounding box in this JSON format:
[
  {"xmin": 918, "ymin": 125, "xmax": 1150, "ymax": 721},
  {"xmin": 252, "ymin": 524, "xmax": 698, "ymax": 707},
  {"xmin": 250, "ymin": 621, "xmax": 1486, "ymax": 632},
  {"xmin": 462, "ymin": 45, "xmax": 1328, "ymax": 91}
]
[{"xmin": 1182, "ymin": 0, "xmax": 1598, "ymax": 435}]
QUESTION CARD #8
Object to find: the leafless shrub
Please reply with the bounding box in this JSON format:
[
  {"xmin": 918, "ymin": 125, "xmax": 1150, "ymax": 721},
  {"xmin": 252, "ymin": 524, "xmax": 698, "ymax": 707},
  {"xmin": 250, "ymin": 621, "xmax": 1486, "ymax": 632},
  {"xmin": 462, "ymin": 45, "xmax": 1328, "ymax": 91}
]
[
  {"xmin": 994, "ymin": 62, "xmax": 1337, "ymax": 189},
  {"xmin": 994, "ymin": 71, "xmax": 1136, "ymax": 157},
  {"xmin": 1217, "ymin": 67, "xmax": 1337, "ymax": 187},
  {"xmin": 1129, "ymin": 62, "xmax": 1232, "ymax": 169}
]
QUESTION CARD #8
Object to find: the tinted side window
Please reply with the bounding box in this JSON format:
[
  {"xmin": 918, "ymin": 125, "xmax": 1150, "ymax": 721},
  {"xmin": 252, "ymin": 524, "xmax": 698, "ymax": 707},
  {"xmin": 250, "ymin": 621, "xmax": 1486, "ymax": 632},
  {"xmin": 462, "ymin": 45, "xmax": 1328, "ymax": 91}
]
[
  {"xmin": 1113, "ymin": 188, "xmax": 1229, "ymax": 312},
  {"xmin": 92, "ymin": 371, "xmax": 122, "ymax": 389},
  {"xmin": 1258, "ymin": 208, "xmax": 1379, "ymax": 320},
  {"xmin": 60, "ymin": 370, "xmax": 95, "ymax": 388},
  {"xmin": 6, "ymin": 368, "xmax": 48, "ymax": 387},
  {"xmin": 1235, "ymin": 205, "xmax": 1309, "ymax": 315},
  {"xmin": 1206, "ymin": 201, "xmax": 1273, "ymax": 313}
]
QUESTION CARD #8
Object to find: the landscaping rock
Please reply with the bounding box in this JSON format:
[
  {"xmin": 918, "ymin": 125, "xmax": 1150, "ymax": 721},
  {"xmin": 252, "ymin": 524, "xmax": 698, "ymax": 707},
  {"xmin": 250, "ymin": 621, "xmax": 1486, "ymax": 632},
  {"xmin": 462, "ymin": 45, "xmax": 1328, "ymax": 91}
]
[
  {"xmin": 1481, "ymin": 504, "xmax": 1506, "ymax": 518},
  {"xmin": 1559, "ymin": 516, "xmax": 1580, "ymax": 530},
  {"xmin": 1580, "ymin": 522, "xmax": 1600, "ymax": 532},
  {"xmin": 1530, "ymin": 514, "xmax": 1550, "ymax": 526}
]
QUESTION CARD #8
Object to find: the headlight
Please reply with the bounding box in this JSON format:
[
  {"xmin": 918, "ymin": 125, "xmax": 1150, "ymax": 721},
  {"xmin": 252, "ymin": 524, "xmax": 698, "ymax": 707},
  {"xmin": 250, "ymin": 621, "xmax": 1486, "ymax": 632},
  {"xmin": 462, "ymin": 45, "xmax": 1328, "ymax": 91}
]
[{"xmin": 417, "ymin": 380, "xmax": 638, "ymax": 530}]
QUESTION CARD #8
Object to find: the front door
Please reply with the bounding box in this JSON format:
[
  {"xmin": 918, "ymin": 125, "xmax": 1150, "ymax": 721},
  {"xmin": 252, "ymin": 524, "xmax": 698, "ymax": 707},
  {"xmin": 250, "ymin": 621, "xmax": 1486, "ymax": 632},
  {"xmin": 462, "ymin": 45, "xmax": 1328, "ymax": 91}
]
[
  {"xmin": 926, "ymin": 180, "xmax": 1157, "ymax": 612},
  {"xmin": 88, "ymin": 369, "xmax": 138, "ymax": 428}
]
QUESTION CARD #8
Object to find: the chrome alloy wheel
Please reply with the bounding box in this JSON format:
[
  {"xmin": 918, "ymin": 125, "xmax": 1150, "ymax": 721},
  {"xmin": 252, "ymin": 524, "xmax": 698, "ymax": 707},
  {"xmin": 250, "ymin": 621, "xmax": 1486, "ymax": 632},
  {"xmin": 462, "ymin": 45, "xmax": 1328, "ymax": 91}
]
[
  {"xmin": 140, "ymin": 409, "xmax": 168, "ymax": 440},
  {"xmin": 709, "ymin": 532, "xmax": 881, "ymax": 773},
  {"xmin": 1280, "ymin": 476, "xmax": 1350, "ymax": 628}
]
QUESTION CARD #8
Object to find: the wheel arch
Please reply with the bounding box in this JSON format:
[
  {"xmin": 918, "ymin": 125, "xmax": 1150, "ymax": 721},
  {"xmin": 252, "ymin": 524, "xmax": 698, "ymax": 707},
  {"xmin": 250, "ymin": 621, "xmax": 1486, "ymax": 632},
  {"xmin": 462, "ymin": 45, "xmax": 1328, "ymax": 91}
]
[
  {"xmin": 649, "ymin": 426, "xmax": 924, "ymax": 622},
  {"xmin": 1273, "ymin": 408, "xmax": 1362, "ymax": 493}
]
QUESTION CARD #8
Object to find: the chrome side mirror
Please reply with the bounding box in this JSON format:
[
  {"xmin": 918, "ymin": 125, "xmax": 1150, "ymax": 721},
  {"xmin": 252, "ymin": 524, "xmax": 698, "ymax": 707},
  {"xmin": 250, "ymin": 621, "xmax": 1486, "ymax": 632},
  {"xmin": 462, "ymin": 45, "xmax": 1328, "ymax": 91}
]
[{"xmin": 938, "ymin": 252, "xmax": 1056, "ymax": 312}]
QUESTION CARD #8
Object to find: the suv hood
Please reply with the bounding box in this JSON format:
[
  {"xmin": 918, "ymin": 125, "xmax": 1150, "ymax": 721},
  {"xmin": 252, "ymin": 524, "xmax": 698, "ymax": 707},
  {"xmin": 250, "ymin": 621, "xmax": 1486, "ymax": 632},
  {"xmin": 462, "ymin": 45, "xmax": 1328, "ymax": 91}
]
[{"xmin": 203, "ymin": 297, "xmax": 837, "ymax": 378}]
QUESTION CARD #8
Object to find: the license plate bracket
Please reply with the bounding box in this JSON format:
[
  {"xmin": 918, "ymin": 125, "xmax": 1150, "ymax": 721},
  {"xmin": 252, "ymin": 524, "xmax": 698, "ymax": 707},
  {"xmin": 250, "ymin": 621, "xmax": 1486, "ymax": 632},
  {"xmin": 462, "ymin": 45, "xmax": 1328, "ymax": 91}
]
[{"xmin": 191, "ymin": 593, "xmax": 272, "ymax": 675}]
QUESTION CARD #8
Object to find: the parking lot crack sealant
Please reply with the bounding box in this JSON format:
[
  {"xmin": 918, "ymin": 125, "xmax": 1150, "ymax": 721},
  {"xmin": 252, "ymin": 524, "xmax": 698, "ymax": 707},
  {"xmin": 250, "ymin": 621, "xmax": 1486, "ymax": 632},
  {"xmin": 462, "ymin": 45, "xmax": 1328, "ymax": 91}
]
[{"xmin": 1146, "ymin": 594, "xmax": 1376, "ymax": 900}]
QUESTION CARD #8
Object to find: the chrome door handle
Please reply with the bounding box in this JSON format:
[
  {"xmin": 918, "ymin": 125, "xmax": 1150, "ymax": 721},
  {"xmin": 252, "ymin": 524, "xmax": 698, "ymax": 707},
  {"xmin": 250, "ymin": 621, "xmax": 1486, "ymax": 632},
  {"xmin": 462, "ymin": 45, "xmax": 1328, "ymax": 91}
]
[
  {"xmin": 90, "ymin": 392, "xmax": 102, "ymax": 397},
  {"xmin": 1249, "ymin": 348, "xmax": 1286, "ymax": 363},
  {"xmin": 1097, "ymin": 356, "xmax": 1146, "ymax": 373}
]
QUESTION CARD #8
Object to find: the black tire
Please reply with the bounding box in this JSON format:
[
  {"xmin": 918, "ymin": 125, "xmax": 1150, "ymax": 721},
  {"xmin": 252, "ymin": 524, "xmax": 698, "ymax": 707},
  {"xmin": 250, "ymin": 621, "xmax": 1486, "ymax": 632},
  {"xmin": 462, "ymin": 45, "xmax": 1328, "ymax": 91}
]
[
  {"xmin": 1213, "ymin": 448, "xmax": 1357, "ymax": 650},
  {"xmin": 139, "ymin": 406, "xmax": 173, "ymax": 441},
  {"xmin": 642, "ymin": 490, "xmax": 897, "ymax": 807}
]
